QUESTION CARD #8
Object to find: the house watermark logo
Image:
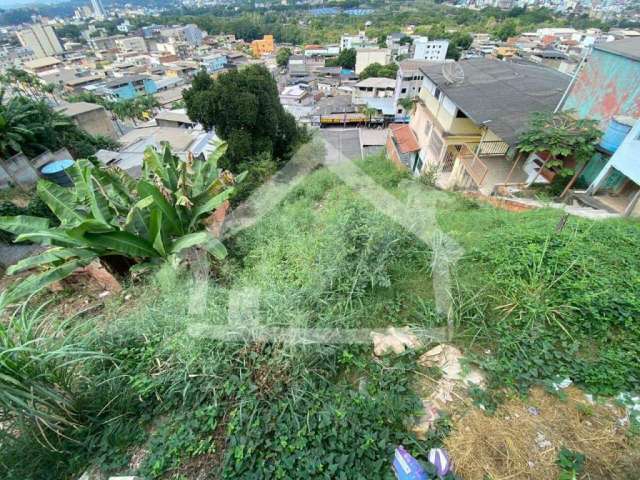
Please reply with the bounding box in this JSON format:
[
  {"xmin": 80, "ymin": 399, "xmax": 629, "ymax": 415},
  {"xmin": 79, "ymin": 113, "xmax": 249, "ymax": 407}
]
[{"xmin": 186, "ymin": 131, "xmax": 463, "ymax": 345}]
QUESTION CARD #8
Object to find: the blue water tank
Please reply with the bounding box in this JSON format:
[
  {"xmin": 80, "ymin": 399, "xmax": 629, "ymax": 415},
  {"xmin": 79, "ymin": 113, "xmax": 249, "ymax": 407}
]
[
  {"xmin": 600, "ymin": 116, "xmax": 636, "ymax": 153},
  {"xmin": 39, "ymin": 159, "xmax": 75, "ymax": 187}
]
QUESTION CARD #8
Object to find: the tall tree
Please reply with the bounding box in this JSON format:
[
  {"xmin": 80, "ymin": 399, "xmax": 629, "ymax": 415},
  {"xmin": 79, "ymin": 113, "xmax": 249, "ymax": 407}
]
[
  {"xmin": 327, "ymin": 48, "xmax": 356, "ymax": 70},
  {"xmin": 276, "ymin": 47, "xmax": 293, "ymax": 67},
  {"xmin": 183, "ymin": 65, "xmax": 299, "ymax": 167}
]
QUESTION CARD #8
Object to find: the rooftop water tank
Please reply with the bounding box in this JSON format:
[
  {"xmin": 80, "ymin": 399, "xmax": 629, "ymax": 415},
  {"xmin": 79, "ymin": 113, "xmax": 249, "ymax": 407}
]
[
  {"xmin": 600, "ymin": 116, "xmax": 636, "ymax": 153},
  {"xmin": 39, "ymin": 159, "xmax": 75, "ymax": 187}
]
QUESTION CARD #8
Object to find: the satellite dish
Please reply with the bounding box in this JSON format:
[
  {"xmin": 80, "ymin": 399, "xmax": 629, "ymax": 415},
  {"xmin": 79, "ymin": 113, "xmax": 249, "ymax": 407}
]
[{"xmin": 442, "ymin": 62, "xmax": 465, "ymax": 85}]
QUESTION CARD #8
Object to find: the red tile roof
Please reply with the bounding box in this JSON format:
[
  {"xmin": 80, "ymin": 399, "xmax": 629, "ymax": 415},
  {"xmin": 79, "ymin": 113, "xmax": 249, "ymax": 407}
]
[{"xmin": 390, "ymin": 124, "xmax": 420, "ymax": 153}]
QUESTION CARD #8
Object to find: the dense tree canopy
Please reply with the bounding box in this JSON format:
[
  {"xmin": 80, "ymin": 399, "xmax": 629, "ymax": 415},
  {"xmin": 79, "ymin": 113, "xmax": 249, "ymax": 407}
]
[
  {"xmin": 359, "ymin": 62, "xmax": 398, "ymax": 80},
  {"xmin": 183, "ymin": 66, "xmax": 299, "ymax": 167},
  {"xmin": 276, "ymin": 47, "xmax": 293, "ymax": 67},
  {"xmin": 326, "ymin": 48, "xmax": 356, "ymax": 70}
]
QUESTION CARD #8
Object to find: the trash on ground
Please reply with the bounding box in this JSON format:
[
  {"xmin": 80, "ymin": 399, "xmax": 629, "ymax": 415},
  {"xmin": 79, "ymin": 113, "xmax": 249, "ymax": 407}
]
[{"xmin": 371, "ymin": 327, "xmax": 420, "ymax": 356}]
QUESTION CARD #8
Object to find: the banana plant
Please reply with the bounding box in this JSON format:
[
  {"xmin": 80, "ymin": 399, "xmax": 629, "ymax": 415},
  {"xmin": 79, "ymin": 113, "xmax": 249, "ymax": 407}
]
[{"xmin": 0, "ymin": 140, "xmax": 244, "ymax": 310}]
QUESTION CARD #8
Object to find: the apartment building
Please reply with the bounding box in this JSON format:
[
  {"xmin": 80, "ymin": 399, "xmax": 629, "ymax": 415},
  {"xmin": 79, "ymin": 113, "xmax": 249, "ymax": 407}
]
[
  {"xmin": 16, "ymin": 23, "xmax": 63, "ymax": 59},
  {"xmin": 412, "ymin": 37, "xmax": 449, "ymax": 62},
  {"xmin": 115, "ymin": 36, "xmax": 148, "ymax": 54}
]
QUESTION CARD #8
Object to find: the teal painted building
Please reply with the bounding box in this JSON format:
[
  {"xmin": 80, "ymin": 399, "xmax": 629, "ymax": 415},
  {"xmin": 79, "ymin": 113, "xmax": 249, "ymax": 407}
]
[
  {"xmin": 103, "ymin": 75, "xmax": 158, "ymax": 100},
  {"xmin": 563, "ymin": 38, "xmax": 640, "ymax": 131}
]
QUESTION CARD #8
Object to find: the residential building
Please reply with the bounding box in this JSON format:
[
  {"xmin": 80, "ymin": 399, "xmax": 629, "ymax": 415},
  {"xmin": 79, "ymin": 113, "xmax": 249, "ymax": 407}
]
[
  {"xmin": 153, "ymin": 85, "xmax": 188, "ymax": 108},
  {"xmin": 352, "ymin": 77, "xmax": 396, "ymax": 118},
  {"xmin": 303, "ymin": 44, "xmax": 340, "ymax": 57},
  {"xmin": 280, "ymin": 85, "xmax": 310, "ymax": 105},
  {"xmin": 340, "ymin": 32, "xmax": 368, "ymax": 50},
  {"xmin": 353, "ymin": 77, "xmax": 396, "ymax": 104},
  {"xmin": 16, "ymin": 23, "xmax": 63, "ymax": 58},
  {"xmin": 95, "ymin": 126, "xmax": 218, "ymax": 177},
  {"xmin": 559, "ymin": 38, "xmax": 640, "ymax": 216},
  {"xmin": 412, "ymin": 37, "xmax": 449, "ymax": 62},
  {"xmin": 355, "ymin": 48, "xmax": 391, "ymax": 75},
  {"xmin": 164, "ymin": 61, "xmax": 199, "ymax": 79},
  {"xmin": 97, "ymin": 75, "xmax": 158, "ymax": 100},
  {"xmin": 288, "ymin": 55, "xmax": 325, "ymax": 76},
  {"xmin": 200, "ymin": 53, "xmax": 227, "ymax": 73},
  {"xmin": 55, "ymin": 102, "xmax": 117, "ymax": 139},
  {"xmin": 0, "ymin": 45, "xmax": 34, "ymax": 66},
  {"xmin": 22, "ymin": 56, "xmax": 62, "ymax": 74},
  {"xmin": 399, "ymin": 59, "xmax": 569, "ymax": 191},
  {"xmin": 251, "ymin": 35, "xmax": 275, "ymax": 56},
  {"xmin": 155, "ymin": 110, "xmax": 196, "ymax": 128},
  {"xmin": 584, "ymin": 118, "xmax": 640, "ymax": 217},
  {"xmin": 115, "ymin": 36, "xmax": 147, "ymax": 54},
  {"xmin": 63, "ymin": 74, "xmax": 104, "ymax": 93},
  {"xmin": 91, "ymin": 0, "xmax": 107, "ymax": 19},
  {"xmin": 90, "ymin": 35, "xmax": 121, "ymax": 52},
  {"xmin": 563, "ymin": 38, "xmax": 640, "ymax": 129},
  {"xmin": 393, "ymin": 59, "xmax": 434, "ymax": 121},
  {"xmin": 386, "ymin": 123, "xmax": 420, "ymax": 171}
]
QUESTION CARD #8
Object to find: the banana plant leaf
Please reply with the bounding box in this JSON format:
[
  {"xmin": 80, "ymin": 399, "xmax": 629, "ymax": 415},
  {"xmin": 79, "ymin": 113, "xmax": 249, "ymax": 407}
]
[
  {"xmin": 36, "ymin": 180, "xmax": 85, "ymax": 227},
  {"xmin": 0, "ymin": 258, "xmax": 91, "ymax": 311},
  {"xmin": 168, "ymin": 231, "xmax": 226, "ymax": 259},
  {"xmin": 137, "ymin": 180, "xmax": 182, "ymax": 235},
  {"xmin": 0, "ymin": 215, "xmax": 50, "ymax": 236},
  {"xmin": 82, "ymin": 231, "xmax": 159, "ymax": 258},
  {"xmin": 7, "ymin": 248, "xmax": 97, "ymax": 275}
]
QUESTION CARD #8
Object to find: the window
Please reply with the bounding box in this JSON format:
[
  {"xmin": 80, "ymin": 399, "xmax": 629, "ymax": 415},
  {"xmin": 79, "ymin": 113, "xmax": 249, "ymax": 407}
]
[
  {"xmin": 413, "ymin": 155, "xmax": 423, "ymax": 174},
  {"xmin": 401, "ymin": 88, "xmax": 407, "ymax": 94},
  {"xmin": 398, "ymin": 109, "xmax": 403, "ymax": 114}
]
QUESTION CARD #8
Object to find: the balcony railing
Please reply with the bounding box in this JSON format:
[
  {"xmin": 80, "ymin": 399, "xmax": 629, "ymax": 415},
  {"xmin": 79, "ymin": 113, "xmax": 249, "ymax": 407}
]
[{"xmin": 459, "ymin": 146, "xmax": 489, "ymax": 187}]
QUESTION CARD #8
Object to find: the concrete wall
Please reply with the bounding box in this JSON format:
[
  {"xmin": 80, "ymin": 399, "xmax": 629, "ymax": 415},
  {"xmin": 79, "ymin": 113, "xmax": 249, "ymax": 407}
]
[
  {"xmin": 0, "ymin": 149, "xmax": 72, "ymax": 190},
  {"xmin": 355, "ymin": 49, "xmax": 391, "ymax": 75},
  {"xmin": 563, "ymin": 48, "xmax": 640, "ymax": 131},
  {"xmin": 74, "ymin": 108, "xmax": 118, "ymax": 140}
]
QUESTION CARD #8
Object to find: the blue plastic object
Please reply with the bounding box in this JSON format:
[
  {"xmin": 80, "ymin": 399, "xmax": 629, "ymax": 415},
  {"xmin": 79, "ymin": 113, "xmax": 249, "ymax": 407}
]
[
  {"xmin": 40, "ymin": 159, "xmax": 75, "ymax": 187},
  {"xmin": 393, "ymin": 446, "xmax": 429, "ymax": 480},
  {"xmin": 40, "ymin": 159, "xmax": 74, "ymax": 174},
  {"xmin": 600, "ymin": 116, "xmax": 635, "ymax": 153}
]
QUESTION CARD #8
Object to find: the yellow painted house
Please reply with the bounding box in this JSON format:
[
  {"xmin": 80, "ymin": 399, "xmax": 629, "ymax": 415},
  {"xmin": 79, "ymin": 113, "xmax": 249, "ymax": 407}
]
[
  {"xmin": 251, "ymin": 35, "xmax": 275, "ymax": 57},
  {"xmin": 400, "ymin": 59, "xmax": 569, "ymax": 191}
]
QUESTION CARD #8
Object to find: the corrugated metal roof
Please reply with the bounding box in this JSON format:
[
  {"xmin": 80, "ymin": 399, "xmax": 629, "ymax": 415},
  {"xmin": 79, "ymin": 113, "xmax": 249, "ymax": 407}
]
[{"xmin": 419, "ymin": 58, "xmax": 570, "ymax": 145}]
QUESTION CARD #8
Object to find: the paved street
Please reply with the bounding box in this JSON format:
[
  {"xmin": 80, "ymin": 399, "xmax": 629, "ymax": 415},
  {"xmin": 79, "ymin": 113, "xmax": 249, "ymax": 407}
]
[{"xmin": 320, "ymin": 128, "xmax": 362, "ymax": 162}]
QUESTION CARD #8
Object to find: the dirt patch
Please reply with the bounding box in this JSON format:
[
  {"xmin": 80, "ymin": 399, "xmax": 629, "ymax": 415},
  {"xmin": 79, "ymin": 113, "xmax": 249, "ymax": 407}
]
[
  {"xmin": 464, "ymin": 192, "xmax": 537, "ymax": 212},
  {"xmin": 446, "ymin": 386, "xmax": 638, "ymax": 480}
]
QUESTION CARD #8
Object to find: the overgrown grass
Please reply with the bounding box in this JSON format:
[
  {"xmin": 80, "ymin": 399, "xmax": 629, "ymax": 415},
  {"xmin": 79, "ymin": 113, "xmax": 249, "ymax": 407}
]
[
  {"xmin": 443, "ymin": 205, "xmax": 640, "ymax": 395},
  {"xmin": 0, "ymin": 156, "xmax": 440, "ymax": 479},
  {"xmin": 2, "ymin": 152, "xmax": 639, "ymax": 479}
]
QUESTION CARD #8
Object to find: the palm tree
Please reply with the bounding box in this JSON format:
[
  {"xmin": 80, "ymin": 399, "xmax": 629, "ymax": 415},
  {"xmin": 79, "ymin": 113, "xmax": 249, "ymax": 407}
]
[{"xmin": 361, "ymin": 106, "xmax": 379, "ymax": 125}]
